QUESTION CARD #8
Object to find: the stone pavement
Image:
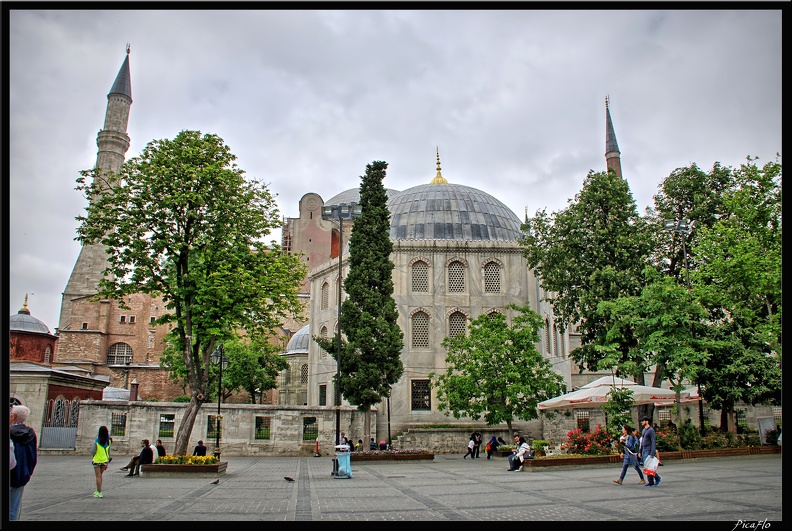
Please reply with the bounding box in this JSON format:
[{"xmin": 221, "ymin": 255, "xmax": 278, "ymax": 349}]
[{"xmin": 12, "ymin": 453, "xmax": 781, "ymax": 523}]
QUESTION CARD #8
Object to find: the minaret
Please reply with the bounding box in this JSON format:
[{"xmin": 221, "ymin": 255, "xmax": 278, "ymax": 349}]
[
  {"xmin": 429, "ymin": 147, "xmax": 448, "ymax": 184},
  {"xmin": 605, "ymin": 96, "xmax": 622, "ymax": 179},
  {"xmin": 58, "ymin": 46, "xmax": 132, "ymax": 331}
]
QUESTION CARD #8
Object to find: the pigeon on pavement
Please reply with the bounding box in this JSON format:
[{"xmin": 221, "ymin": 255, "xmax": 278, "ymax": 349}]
[
  {"xmin": 210, "ymin": 479, "xmax": 219, "ymax": 485},
  {"xmin": 284, "ymin": 476, "xmax": 295, "ymax": 482}
]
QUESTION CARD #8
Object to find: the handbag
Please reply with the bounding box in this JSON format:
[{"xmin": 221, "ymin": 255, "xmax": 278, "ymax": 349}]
[{"xmin": 643, "ymin": 455, "xmax": 659, "ymax": 476}]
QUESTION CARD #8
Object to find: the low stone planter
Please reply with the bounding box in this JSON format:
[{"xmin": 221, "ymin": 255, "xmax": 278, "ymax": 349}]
[
  {"xmin": 350, "ymin": 453, "xmax": 434, "ymax": 464},
  {"xmin": 140, "ymin": 461, "xmax": 227, "ymax": 478}
]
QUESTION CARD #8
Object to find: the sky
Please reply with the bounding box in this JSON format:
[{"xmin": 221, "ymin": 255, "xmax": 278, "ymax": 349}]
[{"xmin": 5, "ymin": 7, "xmax": 783, "ymax": 334}]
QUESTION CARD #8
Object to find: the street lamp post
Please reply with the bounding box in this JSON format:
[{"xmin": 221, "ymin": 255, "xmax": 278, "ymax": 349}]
[
  {"xmin": 321, "ymin": 202, "xmax": 362, "ymax": 450},
  {"xmin": 663, "ymin": 218, "xmax": 704, "ymax": 434},
  {"xmin": 211, "ymin": 344, "xmax": 229, "ymax": 458}
]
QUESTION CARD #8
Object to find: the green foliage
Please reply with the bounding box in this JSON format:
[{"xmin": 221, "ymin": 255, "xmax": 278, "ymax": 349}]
[
  {"xmin": 430, "ymin": 303, "xmax": 566, "ymax": 427},
  {"xmin": 602, "ymin": 386, "xmax": 636, "ymax": 438},
  {"xmin": 532, "ymin": 439, "xmax": 550, "ymax": 452},
  {"xmin": 329, "ymin": 161, "xmax": 404, "ymax": 411},
  {"xmin": 677, "ymin": 421, "xmax": 702, "ymax": 450},
  {"xmin": 75, "ymin": 129, "xmax": 306, "ymax": 455},
  {"xmin": 171, "ymin": 395, "xmax": 191, "ymax": 403},
  {"xmin": 520, "ymin": 170, "xmax": 653, "ymax": 377},
  {"xmin": 223, "ymin": 338, "xmax": 289, "ymax": 404},
  {"xmin": 563, "ymin": 424, "xmax": 614, "ymax": 455},
  {"xmin": 654, "ymin": 425, "xmax": 681, "ymax": 451}
]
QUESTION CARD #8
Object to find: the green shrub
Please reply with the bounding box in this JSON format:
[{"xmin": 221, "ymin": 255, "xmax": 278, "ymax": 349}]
[
  {"xmin": 532, "ymin": 439, "xmax": 550, "ymax": 452},
  {"xmin": 564, "ymin": 424, "xmax": 614, "ymax": 455},
  {"xmin": 172, "ymin": 395, "xmax": 191, "ymax": 403},
  {"xmin": 655, "ymin": 425, "xmax": 681, "ymax": 451}
]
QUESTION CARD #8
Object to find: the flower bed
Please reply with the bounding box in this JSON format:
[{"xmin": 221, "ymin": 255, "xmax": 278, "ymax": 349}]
[
  {"xmin": 141, "ymin": 461, "xmax": 227, "ymax": 478},
  {"xmin": 350, "ymin": 450, "xmax": 434, "ymax": 463}
]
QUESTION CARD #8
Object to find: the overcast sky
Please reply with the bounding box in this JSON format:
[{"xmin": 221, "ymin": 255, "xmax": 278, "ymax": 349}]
[{"xmin": 6, "ymin": 8, "xmax": 782, "ymax": 333}]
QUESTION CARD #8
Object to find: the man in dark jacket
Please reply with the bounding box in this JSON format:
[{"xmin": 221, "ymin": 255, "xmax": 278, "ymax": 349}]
[
  {"xmin": 10, "ymin": 405, "xmax": 38, "ymax": 520},
  {"xmin": 127, "ymin": 439, "xmax": 154, "ymax": 476}
]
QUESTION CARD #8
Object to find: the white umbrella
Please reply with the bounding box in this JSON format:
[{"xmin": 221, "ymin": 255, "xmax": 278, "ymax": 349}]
[{"xmin": 538, "ymin": 376, "xmax": 687, "ymax": 410}]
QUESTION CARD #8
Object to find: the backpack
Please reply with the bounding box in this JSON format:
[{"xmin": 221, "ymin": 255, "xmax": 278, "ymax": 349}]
[{"xmin": 626, "ymin": 435, "xmax": 639, "ymax": 454}]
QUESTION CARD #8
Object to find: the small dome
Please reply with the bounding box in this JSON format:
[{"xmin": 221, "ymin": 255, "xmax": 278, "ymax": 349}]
[
  {"xmin": 284, "ymin": 325, "xmax": 311, "ymax": 354},
  {"xmin": 10, "ymin": 299, "xmax": 52, "ymax": 335}
]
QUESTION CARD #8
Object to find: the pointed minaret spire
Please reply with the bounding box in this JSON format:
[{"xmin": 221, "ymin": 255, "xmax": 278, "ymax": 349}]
[
  {"xmin": 60, "ymin": 48, "xmax": 133, "ymax": 330},
  {"xmin": 605, "ymin": 96, "xmax": 623, "ymax": 179},
  {"xmin": 19, "ymin": 294, "xmax": 30, "ymax": 315},
  {"xmin": 430, "ymin": 146, "xmax": 448, "ymax": 184}
]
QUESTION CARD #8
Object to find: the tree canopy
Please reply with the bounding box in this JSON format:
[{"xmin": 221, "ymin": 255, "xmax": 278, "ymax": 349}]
[
  {"xmin": 75, "ymin": 130, "xmax": 306, "ymax": 454},
  {"xmin": 430, "ymin": 304, "xmax": 565, "ymax": 438}
]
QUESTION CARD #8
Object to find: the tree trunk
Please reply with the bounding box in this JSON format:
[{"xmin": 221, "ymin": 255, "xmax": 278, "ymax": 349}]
[{"xmin": 173, "ymin": 396, "xmax": 203, "ymax": 456}]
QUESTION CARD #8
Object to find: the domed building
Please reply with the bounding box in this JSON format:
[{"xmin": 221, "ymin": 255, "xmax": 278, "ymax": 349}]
[
  {"xmin": 10, "ymin": 295, "xmax": 58, "ymax": 365},
  {"xmin": 277, "ymin": 324, "xmax": 311, "ymax": 406},
  {"xmin": 305, "ymin": 151, "xmax": 573, "ymax": 438}
]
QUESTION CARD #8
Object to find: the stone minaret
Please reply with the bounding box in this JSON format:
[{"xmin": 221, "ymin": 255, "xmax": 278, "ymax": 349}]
[
  {"xmin": 58, "ymin": 46, "xmax": 132, "ymax": 331},
  {"xmin": 605, "ymin": 96, "xmax": 622, "ymax": 179}
]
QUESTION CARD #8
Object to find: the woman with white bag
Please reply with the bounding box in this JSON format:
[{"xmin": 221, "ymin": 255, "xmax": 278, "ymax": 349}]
[{"xmin": 639, "ymin": 416, "xmax": 662, "ymax": 487}]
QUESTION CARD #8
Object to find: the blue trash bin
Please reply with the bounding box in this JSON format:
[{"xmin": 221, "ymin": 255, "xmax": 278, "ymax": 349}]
[{"xmin": 335, "ymin": 451, "xmax": 352, "ymax": 479}]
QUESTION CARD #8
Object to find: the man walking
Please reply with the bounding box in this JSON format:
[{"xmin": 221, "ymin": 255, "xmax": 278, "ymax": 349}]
[
  {"xmin": 9, "ymin": 405, "xmax": 38, "ymax": 520},
  {"xmin": 639, "ymin": 416, "xmax": 661, "ymax": 487}
]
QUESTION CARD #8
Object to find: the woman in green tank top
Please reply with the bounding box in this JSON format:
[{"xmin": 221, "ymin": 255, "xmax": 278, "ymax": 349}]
[{"xmin": 91, "ymin": 425, "xmax": 112, "ymax": 498}]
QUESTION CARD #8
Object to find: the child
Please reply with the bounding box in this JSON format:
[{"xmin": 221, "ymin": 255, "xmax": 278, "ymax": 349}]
[{"xmin": 463, "ymin": 436, "xmax": 475, "ymax": 459}]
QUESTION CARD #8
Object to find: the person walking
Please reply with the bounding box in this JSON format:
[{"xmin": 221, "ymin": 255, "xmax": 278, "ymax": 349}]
[
  {"xmin": 613, "ymin": 425, "xmax": 644, "ymax": 485},
  {"xmin": 485, "ymin": 435, "xmax": 499, "ymax": 459},
  {"xmin": 639, "ymin": 416, "xmax": 662, "ymax": 486},
  {"xmin": 9, "ymin": 405, "xmax": 38, "ymax": 520},
  {"xmin": 463, "ymin": 435, "xmax": 475, "ymax": 459},
  {"xmin": 91, "ymin": 425, "xmax": 112, "ymax": 497},
  {"xmin": 472, "ymin": 430, "xmax": 483, "ymax": 458}
]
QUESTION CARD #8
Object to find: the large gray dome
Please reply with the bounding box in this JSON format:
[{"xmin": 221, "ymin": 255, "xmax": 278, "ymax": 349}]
[
  {"xmin": 324, "ymin": 188, "xmax": 401, "ymax": 207},
  {"xmin": 387, "ymin": 183, "xmax": 523, "ymax": 241}
]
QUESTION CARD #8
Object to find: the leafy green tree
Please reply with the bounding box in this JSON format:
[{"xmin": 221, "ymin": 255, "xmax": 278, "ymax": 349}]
[
  {"xmin": 75, "ymin": 130, "xmax": 306, "ymax": 455},
  {"xmin": 429, "ymin": 304, "xmax": 565, "ymax": 439},
  {"xmin": 602, "ymin": 386, "xmax": 637, "ymax": 441},
  {"xmin": 519, "ymin": 170, "xmax": 654, "ymax": 382},
  {"xmin": 222, "ymin": 338, "xmax": 289, "ymax": 404},
  {"xmin": 691, "ymin": 157, "xmax": 782, "ymax": 430},
  {"xmin": 314, "ymin": 160, "xmax": 404, "ymax": 442}
]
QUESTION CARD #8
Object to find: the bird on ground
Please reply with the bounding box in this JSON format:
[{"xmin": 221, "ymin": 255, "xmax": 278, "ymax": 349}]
[
  {"xmin": 210, "ymin": 479, "xmax": 219, "ymax": 485},
  {"xmin": 284, "ymin": 476, "xmax": 295, "ymax": 482}
]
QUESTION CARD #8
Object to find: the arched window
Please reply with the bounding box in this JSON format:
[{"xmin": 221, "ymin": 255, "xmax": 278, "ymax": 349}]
[
  {"xmin": 483, "ymin": 261, "xmax": 501, "ymax": 293},
  {"xmin": 320, "ymin": 326, "xmax": 328, "ymax": 358},
  {"xmin": 448, "ymin": 261, "xmax": 465, "ymax": 292},
  {"xmin": 411, "ymin": 311, "xmax": 430, "ymax": 348},
  {"xmin": 448, "ymin": 311, "xmax": 467, "ymax": 337},
  {"xmin": 321, "ymin": 282, "xmax": 329, "ymax": 310},
  {"xmin": 544, "ymin": 318, "xmax": 552, "ymax": 354},
  {"xmin": 300, "ymin": 364, "xmax": 309, "ymax": 384},
  {"xmin": 107, "ymin": 342, "xmax": 133, "ymax": 365},
  {"xmin": 44, "ymin": 345, "xmax": 52, "ymax": 364},
  {"xmin": 411, "ymin": 260, "xmax": 429, "ymax": 292},
  {"xmin": 553, "ymin": 323, "xmax": 559, "ymax": 357}
]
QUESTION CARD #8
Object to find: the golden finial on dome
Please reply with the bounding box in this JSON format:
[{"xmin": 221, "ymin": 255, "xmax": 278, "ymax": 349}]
[
  {"xmin": 430, "ymin": 146, "xmax": 448, "ymax": 184},
  {"xmin": 126, "ymin": 43, "xmax": 131, "ymax": 55},
  {"xmin": 19, "ymin": 294, "xmax": 30, "ymax": 314},
  {"xmin": 605, "ymin": 95, "xmax": 609, "ymax": 108}
]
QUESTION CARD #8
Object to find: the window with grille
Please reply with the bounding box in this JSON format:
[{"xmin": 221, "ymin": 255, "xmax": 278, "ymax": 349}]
[
  {"xmin": 207, "ymin": 415, "xmax": 222, "ymax": 440},
  {"xmin": 319, "ymin": 384, "xmax": 327, "ymax": 406},
  {"xmin": 448, "ymin": 311, "xmax": 467, "ymax": 337},
  {"xmin": 284, "ymin": 368, "xmax": 291, "ymax": 385},
  {"xmin": 483, "ymin": 262, "xmax": 500, "ymax": 292},
  {"xmin": 44, "ymin": 346, "xmax": 51, "ymax": 363},
  {"xmin": 300, "ymin": 364, "xmax": 308, "ymax": 384},
  {"xmin": 158, "ymin": 414, "xmax": 175, "ymax": 438},
  {"xmin": 320, "ymin": 326, "xmax": 328, "ymax": 357},
  {"xmin": 576, "ymin": 410, "xmax": 590, "ymax": 433},
  {"xmin": 448, "ymin": 261, "xmax": 465, "ymax": 292},
  {"xmin": 544, "ymin": 318, "xmax": 552, "ymax": 354},
  {"xmin": 736, "ymin": 409, "xmax": 748, "ymax": 430},
  {"xmin": 107, "ymin": 342, "xmax": 133, "ymax": 365},
  {"xmin": 411, "ymin": 311, "xmax": 430, "ymax": 348},
  {"xmin": 303, "ymin": 417, "xmax": 318, "ymax": 440},
  {"xmin": 412, "ymin": 260, "xmax": 429, "ymax": 292},
  {"xmin": 321, "ymin": 282, "xmax": 329, "ymax": 310},
  {"xmin": 411, "ymin": 380, "xmax": 431, "ymax": 411},
  {"xmin": 553, "ymin": 324, "xmax": 559, "ymax": 356},
  {"xmin": 255, "ymin": 416, "xmax": 271, "ymax": 439},
  {"xmin": 658, "ymin": 409, "xmax": 671, "ymax": 421},
  {"xmin": 772, "ymin": 406, "xmax": 782, "ymax": 423},
  {"xmin": 111, "ymin": 413, "xmax": 127, "ymax": 437}
]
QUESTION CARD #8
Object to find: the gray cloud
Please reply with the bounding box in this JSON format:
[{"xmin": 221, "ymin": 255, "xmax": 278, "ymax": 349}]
[{"xmin": 7, "ymin": 8, "xmax": 782, "ymax": 331}]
